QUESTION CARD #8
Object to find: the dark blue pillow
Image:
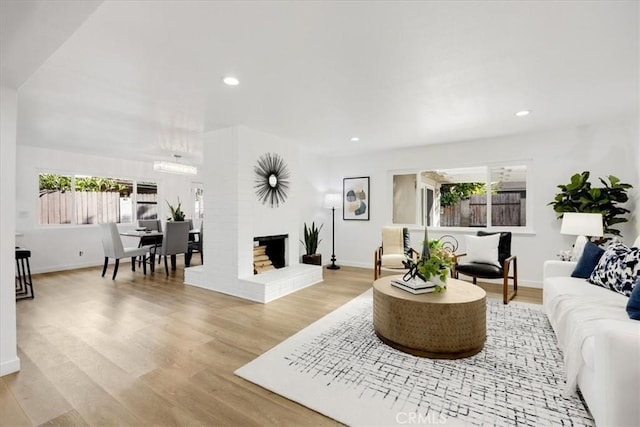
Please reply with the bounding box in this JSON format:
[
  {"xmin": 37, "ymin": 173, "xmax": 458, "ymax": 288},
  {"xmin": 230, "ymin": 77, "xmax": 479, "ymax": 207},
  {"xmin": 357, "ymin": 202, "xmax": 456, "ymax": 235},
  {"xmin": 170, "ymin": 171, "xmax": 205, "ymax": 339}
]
[
  {"xmin": 627, "ymin": 278, "xmax": 640, "ymax": 320},
  {"xmin": 572, "ymin": 241, "xmax": 605, "ymax": 279}
]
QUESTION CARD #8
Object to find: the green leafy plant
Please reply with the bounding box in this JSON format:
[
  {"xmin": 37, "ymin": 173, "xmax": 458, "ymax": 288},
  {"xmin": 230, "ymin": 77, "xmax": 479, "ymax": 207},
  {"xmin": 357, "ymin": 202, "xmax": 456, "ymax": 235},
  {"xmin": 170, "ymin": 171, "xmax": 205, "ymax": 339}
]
[
  {"xmin": 300, "ymin": 222, "xmax": 322, "ymax": 255},
  {"xmin": 440, "ymin": 182, "xmax": 486, "ymax": 207},
  {"xmin": 549, "ymin": 171, "xmax": 633, "ymax": 241},
  {"xmin": 417, "ymin": 239, "xmax": 455, "ymax": 293},
  {"xmin": 39, "ymin": 173, "xmax": 71, "ymax": 195},
  {"xmin": 38, "ymin": 174, "xmax": 128, "ymax": 196},
  {"xmin": 166, "ymin": 198, "xmax": 186, "ymax": 221}
]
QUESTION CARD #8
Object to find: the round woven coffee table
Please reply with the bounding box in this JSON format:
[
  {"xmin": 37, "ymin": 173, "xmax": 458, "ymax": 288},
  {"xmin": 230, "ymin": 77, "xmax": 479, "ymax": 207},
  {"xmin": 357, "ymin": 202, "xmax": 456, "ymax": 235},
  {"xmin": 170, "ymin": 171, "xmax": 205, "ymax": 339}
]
[{"xmin": 373, "ymin": 275, "xmax": 486, "ymax": 359}]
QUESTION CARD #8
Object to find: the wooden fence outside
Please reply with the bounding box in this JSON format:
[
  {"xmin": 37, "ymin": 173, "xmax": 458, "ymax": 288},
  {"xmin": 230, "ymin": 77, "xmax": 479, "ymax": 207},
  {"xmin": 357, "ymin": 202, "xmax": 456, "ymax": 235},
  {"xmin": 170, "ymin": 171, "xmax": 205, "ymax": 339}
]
[
  {"xmin": 39, "ymin": 191, "xmax": 123, "ymax": 224},
  {"xmin": 441, "ymin": 193, "xmax": 525, "ymax": 227}
]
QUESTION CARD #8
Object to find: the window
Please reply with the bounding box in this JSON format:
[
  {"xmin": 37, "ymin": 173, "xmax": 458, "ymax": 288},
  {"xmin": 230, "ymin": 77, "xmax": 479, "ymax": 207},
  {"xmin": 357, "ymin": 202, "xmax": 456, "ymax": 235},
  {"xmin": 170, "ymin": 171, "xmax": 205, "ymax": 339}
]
[
  {"xmin": 136, "ymin": 181, "xmax": 158, "ymax": 220},
  {"xmin": 38, "ymin": 173, "xmax": 157, "ymax": 226},
  {"xmin": 192, "ymin": 183, "xmax": 204, "ymax": 224},
  {"xmin": 392, "ymin": 164, "xmax": 528, "ymax": 229},
  {"xmin": 39, "ymin": 173, "xmax": 73, "ymax": 224}
]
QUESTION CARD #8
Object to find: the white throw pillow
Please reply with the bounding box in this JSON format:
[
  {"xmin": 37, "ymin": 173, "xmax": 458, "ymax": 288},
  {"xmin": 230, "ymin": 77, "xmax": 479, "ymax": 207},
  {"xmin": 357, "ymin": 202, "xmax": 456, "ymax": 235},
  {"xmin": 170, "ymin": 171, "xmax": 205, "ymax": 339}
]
[{"xmin": 465, "ymin": 234, "xmax": 501, "ymax": 267}]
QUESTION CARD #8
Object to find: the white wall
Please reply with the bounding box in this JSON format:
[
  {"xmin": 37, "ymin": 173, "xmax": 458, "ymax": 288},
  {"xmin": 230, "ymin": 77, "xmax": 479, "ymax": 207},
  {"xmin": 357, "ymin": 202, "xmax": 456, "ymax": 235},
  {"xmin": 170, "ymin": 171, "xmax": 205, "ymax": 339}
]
[
  {"xmin": 237, "ymin": 127, "xmax": 301, "ymax": 274},
  {"xmin": 301, "ymin": 118, "xmax": 639, "ymax": 287},
  {"xmin": 0, "ymin": 86, "xmax": 20, "ymax": 375},
  {"xmin": 15, "ymin": 145, "xmax": 197, "ymax": 273},
  {"xmin": 201, "ymin": 126, "xmax": 301, "ymax": 297}
]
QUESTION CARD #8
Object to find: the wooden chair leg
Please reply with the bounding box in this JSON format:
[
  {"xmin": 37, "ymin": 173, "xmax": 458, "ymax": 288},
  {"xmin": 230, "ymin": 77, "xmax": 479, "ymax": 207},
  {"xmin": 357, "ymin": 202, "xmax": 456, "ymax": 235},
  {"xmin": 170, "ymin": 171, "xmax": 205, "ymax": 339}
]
[
  {"xmin": 102, "ymin": 257, "xmax": 109, "ymax": 277},
  {"xmin": 112, "ymin": 259, "xmax": 120, "ymax": 280},
  {"xmin": 503, "ymin": 259, "xmax": 518, "ymax": 304},
  {"xmin": 164, "ymin": 256, "xmax": 169, "ymax": 276},
  {"xmin": 131, "ymin": 256, "xmax": 136, "ymax": 271}
]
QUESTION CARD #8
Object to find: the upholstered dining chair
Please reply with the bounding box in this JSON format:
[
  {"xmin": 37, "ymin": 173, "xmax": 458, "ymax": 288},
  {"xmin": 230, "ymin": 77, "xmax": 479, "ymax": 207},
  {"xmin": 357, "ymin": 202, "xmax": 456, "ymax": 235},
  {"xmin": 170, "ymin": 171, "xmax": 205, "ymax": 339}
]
[
  {"xmin": 138, "ymin": 219, "xmax": 162, "ymax": 232},
  {"xmin": 374, "ymin": 226, "xmax": 419, "ymax": 280},
  {"xmin": 136, "ymin": 219, "xmax": 163, "ymax": 266},
  {"xmin": 100, "ymin": 222, "xmax": 147, "ymax": 280},
  {"xmin": 149, "ymin": 221, "xmax": 190, "ymax": 276},
  {"xmin": 187, "ymin": 220, "xmax": 203, "ymax": 265},
  {"xmin": 452, "ymin": 231, "xmax": 518, "ymax": 304}
]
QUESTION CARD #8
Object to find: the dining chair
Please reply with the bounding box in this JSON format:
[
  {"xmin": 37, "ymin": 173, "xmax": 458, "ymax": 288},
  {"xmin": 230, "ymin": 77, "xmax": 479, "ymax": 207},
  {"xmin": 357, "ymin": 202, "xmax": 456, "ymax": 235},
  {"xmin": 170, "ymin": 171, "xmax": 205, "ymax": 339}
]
[
  {"xmin": 137, "ymin": 219, "xmax": 163, "ymax": 266},
  {"xmin": 149, "ymin": 221, "xmax": 190, "ymax": 276},
  {"xmin": 100, "ymin": 222, "xmax": 147, "ymax": 280},
  {"xmin": 187, "ymin": 220, "xmax": 203, "ymax": 265},
  {"xmin": 138, "ymin": 219, "xmax": 162, "ymax": 232}
]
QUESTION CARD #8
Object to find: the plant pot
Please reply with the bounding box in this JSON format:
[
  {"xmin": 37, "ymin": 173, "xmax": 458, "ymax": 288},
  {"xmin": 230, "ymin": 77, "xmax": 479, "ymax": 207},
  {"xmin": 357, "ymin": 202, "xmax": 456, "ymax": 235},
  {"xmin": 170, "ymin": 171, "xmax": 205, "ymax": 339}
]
[{"xmin": 302, "ymin": 254, "xmax": 322, "ymax": 266}]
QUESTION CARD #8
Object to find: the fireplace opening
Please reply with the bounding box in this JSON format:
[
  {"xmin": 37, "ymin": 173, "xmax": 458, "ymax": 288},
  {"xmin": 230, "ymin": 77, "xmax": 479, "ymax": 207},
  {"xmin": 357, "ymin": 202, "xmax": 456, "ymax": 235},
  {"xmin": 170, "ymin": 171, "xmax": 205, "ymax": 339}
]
[{"xmin": 253, "ymin": 234, "xmax": 288, "ymax": 274}]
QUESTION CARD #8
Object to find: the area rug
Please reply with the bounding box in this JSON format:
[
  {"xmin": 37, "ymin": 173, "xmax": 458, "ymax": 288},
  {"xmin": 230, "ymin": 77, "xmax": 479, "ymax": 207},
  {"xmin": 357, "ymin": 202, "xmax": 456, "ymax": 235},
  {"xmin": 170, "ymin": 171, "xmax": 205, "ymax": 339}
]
[{"xmin": 235, "ymin": 290, "xmax": 594, "ymax": 426}]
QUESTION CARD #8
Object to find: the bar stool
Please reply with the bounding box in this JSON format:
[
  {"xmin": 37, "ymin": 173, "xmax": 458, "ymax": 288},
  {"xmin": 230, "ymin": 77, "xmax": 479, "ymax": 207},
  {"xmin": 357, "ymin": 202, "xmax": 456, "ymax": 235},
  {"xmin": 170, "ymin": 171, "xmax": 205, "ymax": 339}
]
[{"xmin": 15, "ymin": 247, "xmax": 34, "ymax": 300}]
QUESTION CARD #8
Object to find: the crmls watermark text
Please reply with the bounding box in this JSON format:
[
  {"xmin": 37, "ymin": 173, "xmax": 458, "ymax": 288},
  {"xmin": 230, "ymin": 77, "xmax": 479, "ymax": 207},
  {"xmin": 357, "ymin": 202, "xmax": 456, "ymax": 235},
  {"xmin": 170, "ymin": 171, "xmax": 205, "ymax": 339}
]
[{"xmin": 396, "ymin": 412, "xmax": 448, "ymax": 425}]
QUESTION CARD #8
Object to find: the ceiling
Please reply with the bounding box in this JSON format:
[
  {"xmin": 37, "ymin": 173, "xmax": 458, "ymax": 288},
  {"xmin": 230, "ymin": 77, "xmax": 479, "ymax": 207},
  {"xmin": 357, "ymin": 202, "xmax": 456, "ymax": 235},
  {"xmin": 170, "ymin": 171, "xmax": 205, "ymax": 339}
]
[{"xmin": 3, "ymin": 1, "xmax": 638, "ymax": 165}]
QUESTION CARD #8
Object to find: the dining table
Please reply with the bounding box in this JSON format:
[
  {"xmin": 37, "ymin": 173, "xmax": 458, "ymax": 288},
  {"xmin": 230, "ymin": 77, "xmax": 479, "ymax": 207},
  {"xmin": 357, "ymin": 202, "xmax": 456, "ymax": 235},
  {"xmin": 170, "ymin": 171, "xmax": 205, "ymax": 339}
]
[{"xmin": 120, "ymin": 229, "xmax": 200, "ymax": 271}]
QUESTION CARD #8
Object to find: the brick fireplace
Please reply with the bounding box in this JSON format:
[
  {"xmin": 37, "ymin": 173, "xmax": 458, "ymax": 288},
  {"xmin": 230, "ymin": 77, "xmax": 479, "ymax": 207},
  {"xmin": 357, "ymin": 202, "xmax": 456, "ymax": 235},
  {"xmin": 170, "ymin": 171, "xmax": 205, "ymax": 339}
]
[{"xmin": 183, "ymin": 125, "xmax": 323, "ymax": 303}]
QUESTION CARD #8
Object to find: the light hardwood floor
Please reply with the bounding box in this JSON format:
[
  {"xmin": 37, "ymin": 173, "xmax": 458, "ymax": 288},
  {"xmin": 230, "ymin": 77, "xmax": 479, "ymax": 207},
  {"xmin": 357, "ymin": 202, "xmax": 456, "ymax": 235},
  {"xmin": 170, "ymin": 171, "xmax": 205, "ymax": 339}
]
[{"xmin": 2, "ymin": 262, "xmax": 541, "ymax": 426}]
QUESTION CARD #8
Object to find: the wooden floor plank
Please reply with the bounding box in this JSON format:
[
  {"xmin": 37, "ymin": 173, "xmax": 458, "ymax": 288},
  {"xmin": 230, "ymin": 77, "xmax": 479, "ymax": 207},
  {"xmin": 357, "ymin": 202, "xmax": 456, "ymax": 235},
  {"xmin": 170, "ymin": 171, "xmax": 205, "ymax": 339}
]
[
  {"xmin": 7, "ymin": 265, "xmax": 541, "ymax": 425},
  {"xmin": 0, "ymin": 376, "xmax": 32, "ymax": 427}
]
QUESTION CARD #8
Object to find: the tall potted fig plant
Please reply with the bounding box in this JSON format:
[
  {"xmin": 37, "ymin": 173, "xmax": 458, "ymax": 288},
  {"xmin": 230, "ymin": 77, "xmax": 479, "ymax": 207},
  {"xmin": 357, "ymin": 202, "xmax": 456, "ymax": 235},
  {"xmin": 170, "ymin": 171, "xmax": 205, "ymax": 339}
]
[
  {"xmin": 301, "ymin": 222, "xmax": 322, "ymax": 265},
  {"xmin": 549, "ymin": 171, "xmax": 633, "ymax": 243}
]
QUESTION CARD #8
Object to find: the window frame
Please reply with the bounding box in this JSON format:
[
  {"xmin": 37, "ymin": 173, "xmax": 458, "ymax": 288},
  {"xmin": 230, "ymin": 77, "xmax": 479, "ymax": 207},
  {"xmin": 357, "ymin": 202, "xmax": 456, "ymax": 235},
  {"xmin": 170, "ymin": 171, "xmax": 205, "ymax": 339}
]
[
  {"xmin": 37, "ymin": 169, "xmax": 161, "ymax": 228},
  {"xmin": 388, "ymin": 160, "xmax": 534, "ymax": 234}
]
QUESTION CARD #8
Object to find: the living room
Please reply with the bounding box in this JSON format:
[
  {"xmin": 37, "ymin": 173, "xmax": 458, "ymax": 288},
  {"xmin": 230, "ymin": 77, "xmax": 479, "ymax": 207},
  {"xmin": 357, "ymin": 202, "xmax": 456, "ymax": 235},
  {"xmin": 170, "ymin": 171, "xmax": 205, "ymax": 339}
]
[{"xmin": 1, "ymin": 1, "xmax": 639, "ymax": 426}]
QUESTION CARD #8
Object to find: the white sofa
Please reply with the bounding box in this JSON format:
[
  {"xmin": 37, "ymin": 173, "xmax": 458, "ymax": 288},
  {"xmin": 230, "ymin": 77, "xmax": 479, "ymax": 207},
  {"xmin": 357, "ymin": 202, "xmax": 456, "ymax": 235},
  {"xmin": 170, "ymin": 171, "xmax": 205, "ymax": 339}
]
[{"xmin": 543, "ymin": 258, "xmax": 640, "ymax": 427}]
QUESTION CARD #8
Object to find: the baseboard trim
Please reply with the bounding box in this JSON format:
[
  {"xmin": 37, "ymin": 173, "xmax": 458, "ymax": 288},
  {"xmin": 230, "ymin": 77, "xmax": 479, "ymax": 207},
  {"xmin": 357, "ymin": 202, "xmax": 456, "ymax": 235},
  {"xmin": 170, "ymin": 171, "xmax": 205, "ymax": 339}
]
[{"xmin": 0, "ymin": 356, "xmax": 20, "ymax": 376}]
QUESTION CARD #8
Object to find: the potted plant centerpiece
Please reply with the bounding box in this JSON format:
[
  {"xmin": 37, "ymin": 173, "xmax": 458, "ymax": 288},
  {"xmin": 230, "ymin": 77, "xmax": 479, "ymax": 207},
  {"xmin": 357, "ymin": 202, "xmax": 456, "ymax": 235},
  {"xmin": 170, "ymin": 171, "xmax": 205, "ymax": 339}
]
[
  {"xmin": 166, "ymin": 198, "xmax": 186, "ymax": 221},
  {"xmin": 300, "ymin": 222, "xmax": 322, "ymax": 265},
  {"xmin": 403, "ymin": 227, "xmax": 454, "ymax": 293},
  {"xmin": 416, "ymin": 238, "xmax": 454, "ymax": 292}
]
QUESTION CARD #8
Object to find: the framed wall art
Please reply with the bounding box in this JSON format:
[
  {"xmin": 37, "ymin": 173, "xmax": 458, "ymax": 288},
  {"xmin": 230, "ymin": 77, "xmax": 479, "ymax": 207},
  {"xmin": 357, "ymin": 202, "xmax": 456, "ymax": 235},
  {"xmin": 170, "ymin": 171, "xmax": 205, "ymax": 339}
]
[{"xmin": 343, "ymin": 176, "xmax": 370, "ymax": 220}]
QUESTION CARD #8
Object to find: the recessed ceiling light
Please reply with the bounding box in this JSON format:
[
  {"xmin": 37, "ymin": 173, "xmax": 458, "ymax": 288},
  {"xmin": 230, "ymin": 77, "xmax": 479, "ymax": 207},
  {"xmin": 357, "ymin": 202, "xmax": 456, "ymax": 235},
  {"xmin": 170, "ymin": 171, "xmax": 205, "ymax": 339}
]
[
  {"xmin": 350, "ymin": 137, "xmax": 360, "ymax": 142},
  {"xmin": 223, "ymin": 76, "xmax": 239, "ymax": 86},
  {"xmin": 515, "ymin": 110, "xmax": 531, "ymax": 117}
]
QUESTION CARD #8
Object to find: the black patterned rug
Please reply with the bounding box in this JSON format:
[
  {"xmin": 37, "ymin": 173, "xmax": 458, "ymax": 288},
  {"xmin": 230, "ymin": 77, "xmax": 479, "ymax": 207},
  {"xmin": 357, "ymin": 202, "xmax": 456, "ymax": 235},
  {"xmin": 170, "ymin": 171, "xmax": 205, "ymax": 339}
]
[{"xmin": 235, "ymin": 290, "xmax": 594, "ymax": 426}]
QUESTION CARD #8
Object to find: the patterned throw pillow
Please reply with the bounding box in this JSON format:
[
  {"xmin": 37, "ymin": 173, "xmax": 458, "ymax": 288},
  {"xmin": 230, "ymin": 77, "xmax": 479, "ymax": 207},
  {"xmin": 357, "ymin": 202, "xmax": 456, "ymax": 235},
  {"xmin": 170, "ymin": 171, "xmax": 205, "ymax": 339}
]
[
  {"xmin": 627, "ymin": 278, "xmax": 640, "ymax": 320},
  {"xmin": 588, "ymin": 241, "xmax": 640, "ymax": 296}
]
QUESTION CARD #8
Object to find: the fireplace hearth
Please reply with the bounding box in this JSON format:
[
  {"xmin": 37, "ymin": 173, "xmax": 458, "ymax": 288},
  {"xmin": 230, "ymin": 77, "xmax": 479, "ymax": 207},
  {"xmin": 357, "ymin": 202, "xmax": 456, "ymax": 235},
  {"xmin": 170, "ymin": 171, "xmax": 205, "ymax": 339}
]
[{"xmin": 253, "ymin": 234, "xmax": 288, "ymax": 274}]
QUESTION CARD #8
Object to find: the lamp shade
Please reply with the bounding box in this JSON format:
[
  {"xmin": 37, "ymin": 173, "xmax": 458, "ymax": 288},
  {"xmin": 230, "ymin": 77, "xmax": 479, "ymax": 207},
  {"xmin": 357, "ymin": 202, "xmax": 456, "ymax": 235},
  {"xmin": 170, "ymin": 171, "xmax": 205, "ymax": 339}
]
[
  {"xmin": 560, "ymin": 213, "xmax": 603, "ymax": 237},
  {"xmin": 323, "ymin": 193, "xmax": 342, "ymax": 209}
]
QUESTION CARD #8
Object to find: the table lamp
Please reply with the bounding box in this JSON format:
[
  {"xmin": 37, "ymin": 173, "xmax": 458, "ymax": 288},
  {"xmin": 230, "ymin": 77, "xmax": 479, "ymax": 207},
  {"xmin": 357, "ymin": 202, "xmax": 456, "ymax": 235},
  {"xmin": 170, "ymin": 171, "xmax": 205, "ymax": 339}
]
[
  {"xmin": 560, "ymin": 212, "xmax": 604, "ymax": 261},
  {"xmin": 324, "ymin": 193, "xmax": 342, "ymax": 270}
]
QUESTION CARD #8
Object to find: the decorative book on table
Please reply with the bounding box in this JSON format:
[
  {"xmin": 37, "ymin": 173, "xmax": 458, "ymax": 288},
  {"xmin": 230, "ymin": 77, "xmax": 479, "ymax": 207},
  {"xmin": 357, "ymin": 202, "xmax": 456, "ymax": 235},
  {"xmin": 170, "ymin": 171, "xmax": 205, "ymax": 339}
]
[{"xmin": 391, "ymin": 277, "xmax": 436, "ymax": 294}]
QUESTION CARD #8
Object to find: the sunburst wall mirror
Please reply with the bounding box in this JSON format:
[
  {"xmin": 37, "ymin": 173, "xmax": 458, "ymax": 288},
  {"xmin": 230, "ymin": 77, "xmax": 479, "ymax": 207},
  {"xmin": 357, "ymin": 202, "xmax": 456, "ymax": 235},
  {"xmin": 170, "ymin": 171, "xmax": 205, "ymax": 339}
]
[{"xmin": 254, "ymin": 152, "xmax": 290, "ymax": 208}]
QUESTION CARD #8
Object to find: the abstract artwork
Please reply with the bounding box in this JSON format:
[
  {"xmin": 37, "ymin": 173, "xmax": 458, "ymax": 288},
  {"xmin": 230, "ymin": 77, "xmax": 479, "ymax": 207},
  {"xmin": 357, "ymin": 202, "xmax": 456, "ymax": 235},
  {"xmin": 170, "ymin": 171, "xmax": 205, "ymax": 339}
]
[{"xmin": 343, "ymin": 176, "xmax": 369, "ymax": 220}]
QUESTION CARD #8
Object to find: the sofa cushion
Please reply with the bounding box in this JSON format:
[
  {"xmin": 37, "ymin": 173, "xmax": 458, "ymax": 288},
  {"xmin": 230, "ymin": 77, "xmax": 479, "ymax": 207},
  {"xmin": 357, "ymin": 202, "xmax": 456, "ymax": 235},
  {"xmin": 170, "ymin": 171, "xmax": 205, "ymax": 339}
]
[
  {"xmin": 572, "ymin": 241, "xmax": 605, "ymax": 279},
  {"xmin": 381, "ymin": 254, "xmax": 407, "ymax": 268},
  {"xmin": 456, "ymin": 262, "xmax": 503, "ymax": 279},
  {"xmin": 588, "ymin": 241, "xmax": 640, "ymax": 297},
  {"xmin": 626, "ymin": 278, "xmax": 640, "ymax": 320},
  {"xmin": 581, "ymin": 335, "xmax": 595, "ymax": 370}
]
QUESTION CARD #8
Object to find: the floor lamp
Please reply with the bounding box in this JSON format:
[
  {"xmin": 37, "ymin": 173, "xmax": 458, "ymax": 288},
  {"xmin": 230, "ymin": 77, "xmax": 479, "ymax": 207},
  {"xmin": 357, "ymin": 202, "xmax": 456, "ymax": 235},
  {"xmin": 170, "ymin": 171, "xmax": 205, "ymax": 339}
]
[{"xmin": 324, "ymin": 193, "xmax": 341, "ymax": 270}]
